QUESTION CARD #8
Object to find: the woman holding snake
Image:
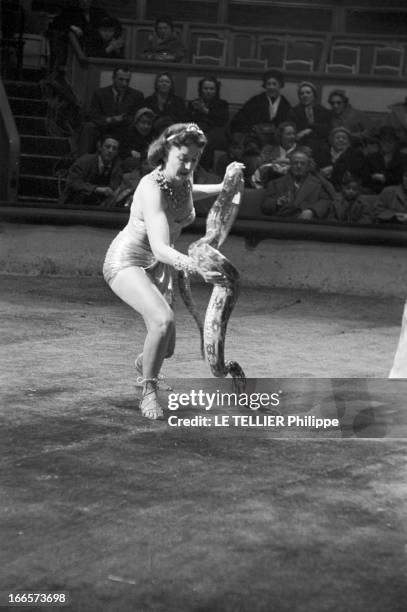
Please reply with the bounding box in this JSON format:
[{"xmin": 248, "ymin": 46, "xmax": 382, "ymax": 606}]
[{"xmin": 103, "ymin": 123, "xmax": 244, "ymax": 420}]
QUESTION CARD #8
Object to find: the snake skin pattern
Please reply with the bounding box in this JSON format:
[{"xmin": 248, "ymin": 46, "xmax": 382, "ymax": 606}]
[{"xmin": 178, "ymin": 167, "xmax": 246, "ymax": 393}]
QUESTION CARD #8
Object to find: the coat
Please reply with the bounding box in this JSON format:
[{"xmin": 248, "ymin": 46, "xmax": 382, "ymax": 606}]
[
  {"xmin": 328, "ymin": 195, "xmax": 373, "ymax": 224},
  {"xmin": 288, "ymin": 104, "xmax": 331, "ymax": 149},
  {"xmin": 89, "ymin": 85, "xmax": 144, "ymax": 130},
  {"xmin": 374, "ymin": 185, "xmax": 407, "ymax": 222},
  {"xmin": 261, "ymin": 172, "xmax": 333, "ymax": 219},
  {"xmin": 230, "ymin": 93, "xmax": 291, "ymax": 135},
  {"xmin": 59, "ymin": 153, "xmax": 123, "ymax": 206}
]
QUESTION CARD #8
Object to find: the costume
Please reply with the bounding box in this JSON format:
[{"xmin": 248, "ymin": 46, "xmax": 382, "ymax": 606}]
[
  {"xmin": 103, "ymin": 169, "xmax": 195, "ymax": 299},
  {"xmin": 59, "ymin": 153, "xmax": 123, "ymax": 206},
  {"xmin": 261, "ymin": 172, "xmax": 333, "ymax": 219},
  {"xmin": 230, "ymin": 93, "xmax": 291, "ymax": 135}
]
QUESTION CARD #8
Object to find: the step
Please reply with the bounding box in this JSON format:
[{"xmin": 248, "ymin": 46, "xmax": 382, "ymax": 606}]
[
  {"xmin": 9, "ymin": 97, "xmax": 48, "ymax": 116},
  {"xmin": 15, "ymin": 116, "xmax": 48, "ymax": 136},
  {"xmin": 19, "ymin": 174, "xmax": 61, "ymax": 199},
  {"xmin": 20, "ymin": 153, "xmax": 71, "ymax": 175},
  {"xmin": 20, "ymin": 135, "xmax": 71, "ymax": 156},
  {"xmin": 4, "ymin": 81, "xmax": 43, "ymax": 99}
]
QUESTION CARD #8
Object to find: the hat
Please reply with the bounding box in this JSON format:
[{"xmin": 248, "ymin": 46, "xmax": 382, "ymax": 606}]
[
  {"xmin": 328, "ymin": 89, "xmax": 349, "ymax": 104},
  {"xmin": 329, "ymin": 126, "xmax": 352, "ymax": 141},
  {"xmin": 297, "ymin": 81, "xmax": 317, "ymax": 96},
  {"xmin": 134, "ymin": 107, "xmax": 156, "ymax": 122}
]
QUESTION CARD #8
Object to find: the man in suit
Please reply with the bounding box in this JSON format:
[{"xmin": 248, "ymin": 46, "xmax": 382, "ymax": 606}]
[
  {"xmin": 77, "ymin": 66, "xmax": 144, "ymax": 155},
  {"xmin": 229, "ymin": 69, "xmax": 291, "ymax": 144},
  {"xmin": 261, "ymin": 147, "xmax": 334, "ymax": 220},
  {"xmin": 59, "ymin": 135, "xmax": 123, "ymax": 206}
]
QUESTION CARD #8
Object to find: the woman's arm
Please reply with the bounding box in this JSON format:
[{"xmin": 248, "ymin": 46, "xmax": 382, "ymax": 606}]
[{"xmin": 192, "ymin": 161, "xmax": 245, "ymax": 200}]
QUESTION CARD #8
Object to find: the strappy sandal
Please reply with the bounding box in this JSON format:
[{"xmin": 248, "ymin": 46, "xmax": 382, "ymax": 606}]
[
  {"xmin": 135, "ymin": 354, "xmax": 173, "ymax": 391},
  {"xmin": 139, "ymin": 378, "xmax": 164, "ymax": 420}
]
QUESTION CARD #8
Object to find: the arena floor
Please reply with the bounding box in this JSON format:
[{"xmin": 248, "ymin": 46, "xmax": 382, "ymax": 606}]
[{"xmin": 1, "ymin": 275, "xmax": 407, "ymax": 611}]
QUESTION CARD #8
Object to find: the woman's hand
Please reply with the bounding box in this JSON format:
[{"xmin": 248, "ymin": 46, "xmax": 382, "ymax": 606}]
[
  {"xmin": 224, "ymin": 161, "xmax": 245, "ymax": 181},
  {"xmin": 201, "ymin": 269, "xmax": 229, "ymax": 286}
]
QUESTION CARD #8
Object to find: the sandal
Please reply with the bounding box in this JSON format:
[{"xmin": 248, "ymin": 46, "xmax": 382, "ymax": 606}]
[
  {"xmin": 139, "ymin": 378, "xmax": 164, "ymax": 420},
  {"xmin": 135, "ymin": 354, "xmax": 173, "ymax": 391}
]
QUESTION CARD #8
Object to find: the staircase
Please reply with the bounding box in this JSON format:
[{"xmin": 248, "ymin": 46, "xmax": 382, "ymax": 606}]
[{"xmin": 5, "ymin": 68, "xmax": 73, "ymax": 204}]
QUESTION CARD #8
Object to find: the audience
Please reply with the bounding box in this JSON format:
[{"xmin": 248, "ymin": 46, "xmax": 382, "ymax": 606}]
[
  {"xmin": 261, "ymin": 147, "xmax": 334, "ymax": 220},
  {"xmin": 288, "ymin": 81, "xmax": 331, "ymax": 153},
  {"xmin": 59, "ymin": 135, "xmax": 122, "ymax": 207},
  {"xmin": 144, "ymin": 72, "xmax": 188, "ymax": 134},
  {"xmin": 387, "ymin": 96, "xmax": 407, "ymax": 147},
  {"xmin": 188, "ymin": 76, "xmax": 230, "ymax": 169},
  {"xmin": 251, "ymin": 121, "xmax": 298, "ymax": 188},
  {"xmin": 77, "ymin": 66, "xmax": 144, "ymax": 155},
  {"xmin": 318, "ymin": 127, "xmax": 370, "ymax": 192},
  {"xmin": 141, "ymin": 16, "xmax": 186, "ymax": 63},
  {"xmin": 328, "ymin": 173, "xmax": 373, "ymax": 224},
  {"xmin": 366, "ymin": 126, "xmax": 407, "ymax": 193},
  {"xmin": 328, "ymin": 89, "xmax": 374, "ymax": 144},
  {"xmin": 229, "ymin": 70, "xmax": 291, "ymax": 144},
  {"xmin": 119, "ymin": 107, "xmax": 156, "ymax": 168},
  {"xmin": 373, "ymin": 168, "xmax": 407, "ymax": 223},
  {"xmin": 84, "ymin": 16, "xmax": 124, "ymax": 59}
]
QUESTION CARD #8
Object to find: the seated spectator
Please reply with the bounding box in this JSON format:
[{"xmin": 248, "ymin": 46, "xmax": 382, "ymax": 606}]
[
  {"xmin": 188, "ymin": 76, "xmax": 230, "ymax": 169},
  {"xmin": 366, "ymin": 126, "xmax": 407, "ymax": 193},
  {"xmin": 84, "ymin": 16, "xmax": 124, "ymax": 59},
  {"xmin": 328, "ymin": 172, "xmax": 373, "ymax": 224},
  {"xmin": 261, "ymin": 147, "xmax": 334, "ymax": 220},
  {"xmin": 318, "ymin": 127, "xmax": 370, "ymax": 192},
  {"xmin": 229, "ymin": 70, "xmax": 291, "ymax": 143},
  {"xmin": 141, "ymin": 16, "xmax": 186, "ymax": 63},
  {"xmin": 77, "ymin": 66, "xmax": 144, "ymax": 155},
  {"xmin": 215, "ymin": 133, "xmax": 245, "ymax": 176},
  {"xmin": 144, "ymin": 72, "xmax": 188, "ymax": 134},
  {"xmin": 373, "ymin": 168, "xmax": 407, "ymax": 223},
  {"xmin": 251, "ymin": 121, "xmax": 298, "ymax": 188},
  {"xmin": 119, "ymin": 107, "xmax": 156, "ymax": 169},
  {"xmin": 387, "ymin": 96, "xmax": 407, "ymax": 147},
  {"xmin": 47, "ymin": 0, "xmax": 108, "ymax": 71},
  {"xmin": 288, "ymin": 81, "xmax": 331, "ymax": 153},
  {"xmin": 59, "ymin": 135, "xmax": 122, "ymax": 207},
  {"xmin": 328, "ymin": 89, "xmax": 374, "ymax": 144}
]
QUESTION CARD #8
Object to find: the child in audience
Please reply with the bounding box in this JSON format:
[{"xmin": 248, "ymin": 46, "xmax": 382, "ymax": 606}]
[{"xmin": 329, "ymin": 172, "xmax": 373, "ymax": 224}]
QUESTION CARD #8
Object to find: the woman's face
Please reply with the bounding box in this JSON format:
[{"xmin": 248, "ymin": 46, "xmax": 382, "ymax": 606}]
[
  {"xmin": 156, "ymin": 75, "xmax": 172, "ymax": 95},
  {"xmin": 281, "ymin": 126, "xmax": 297, "ymax": 149},
  {"xmin": 164, "ymin": 143, "xmax": 202, "ymax": 181},
  {"xmin": 264, "ymin": 77, "xmax": 281, "ymax": 99},
  {"xmin": 333, "ymin": 130, "xmax": 350, "ymax": 151},
  {"xmin": 136, "ymin": 115, "xmax": 153, "ymax": 136},
  {"xmin": 330, "ymin": 96, "xmax": 346, "ymax": 116},
  {"xmin": 200, "ymin": 80, "xmax": 217, "ymax": 102},
  {"xmin": 298, "ymin": 86, "xmax": 315, "ymax": 106}
]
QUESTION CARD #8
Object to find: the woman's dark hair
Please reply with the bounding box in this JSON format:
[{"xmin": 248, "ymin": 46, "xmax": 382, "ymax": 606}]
[
  {"xmin": 275, "ymin": 121, "xmax": 297, "ymax": 144},
  {"xmin": 262, "ymin": 69, "xmax": 284, "ymax": 88},
  {"xmin": 154, "ymin": 72, "xmax": 175, "ymax": 95},
  {"xmin": 147, "ymin": 123, "xmax": 207, "ymax": 167},
  {"xmin": 328, "ymin": 89, "xmax": 349, "ymax": 106},
  {"xmin": 154, "ymin": 16, "xmax": 174, "ymax": 32},
  {"xmin": 198, "ymin": 76, "xmax": 220, "ymax": 98}
]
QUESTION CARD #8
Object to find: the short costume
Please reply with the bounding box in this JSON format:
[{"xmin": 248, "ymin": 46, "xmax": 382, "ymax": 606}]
[{"xmin": 103, "ymin": 168, "xmax": 195, "ymax": 302}]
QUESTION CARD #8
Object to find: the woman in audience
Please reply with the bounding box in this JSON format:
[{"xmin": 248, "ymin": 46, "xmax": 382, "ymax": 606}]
[
  {"xmin": 366, "ymin": 126, "xmax": 407, "ymax": 193},
  {"xmin": 328, "ymin": 89, "xmax": 374, "ymax": 144},
  {"xmin": 144, "ymin": 72, "xmax": 188, "ymax": 134},
  {"xmin": 318, "ymin": 127, "xmax": 370, "ymax": 192},
  {"xmin": 251, "ymin": 121, "xmax": 298, "ymax": 188},
  {"xmin": 288, "ymin": 81, "xmax": 331, "ymax": 153},
  {"xmin": 119, "ymin": 107, "xmax": 156, "ymax": 171},
  {"xmin": 141, "ymin": 16, "xmax": 186, "ymax": 62},
  {"xmin": 188, "ymin": 76, "xmax": 230, "ymax": 169}
]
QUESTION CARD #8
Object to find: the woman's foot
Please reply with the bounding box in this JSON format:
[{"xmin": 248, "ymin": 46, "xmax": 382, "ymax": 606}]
[
  {"xmin": 140, "ymin": 379, "xmax": 164, "ymax": 420},
  {"xmin": 135, "ymin": 354, "xmax": 173, "ymax": 391}
]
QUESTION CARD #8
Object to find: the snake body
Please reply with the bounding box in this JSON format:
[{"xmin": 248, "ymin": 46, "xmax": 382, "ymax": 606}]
[{"xmin": 178, "ymin": 168, "xmax": 246, "ymax": 393}]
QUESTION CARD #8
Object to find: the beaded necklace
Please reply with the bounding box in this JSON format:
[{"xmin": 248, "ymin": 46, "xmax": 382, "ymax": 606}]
[{"xmin": 154, "ymin": 169, "xmax": 192, "ymax": 214}]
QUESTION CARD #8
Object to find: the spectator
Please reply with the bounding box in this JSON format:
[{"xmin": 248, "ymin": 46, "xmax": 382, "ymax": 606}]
[
  {"xmin": 288, "ymin": 81, "xmax": 331, "ymax": 153},
  {"xmin": 318, "ymin": 127, "xmax": 370, "ymax": 191},
  {"xmin": 141, "ymin": 16, "xmax": 186, "ymax": 63},
  {"xmin": 387, "ymin": 96, "xmax": 407, "ymax": 147},
  {"xmin": 373, "ymin": 168, "xmax": 407, "ymax": 223},
  {"xmin": 328, "ymin": 172, "xmax": 373, "ymax": 224},
  {"xmin": 47, "ymin": 0, "xmax": 108, "ymax": 71},
  {"xmin": 144, "ymin": 72, "xmax": 188, "ymax": 134},
  {"xmin": 261, "ymin": 147, "xmax": 334, "ymax": 220},
  {"xmin": 188, "ymin": 76, "xmax": 230, "ymax": 169},
  {"xmin": 84, "ymin": 16, "xmax": 124, "ymax": 59},
  {"xmin": 328, "ymin": 89, "xmax": 374, "ymax": 144},
  {"xmin": 77, "ymin": 66, "xmax": 144, "ymax": 155},
  {"xmin": 120, "ymin": 107, "xmax": 156, "ymax": 169},
  {"xmin": 229, "ymin": 69, "xmax": 291, "ymax": 143},
  {"xmin": 215, "ymin": 132, "xmax": 245, "ymax": 177},
  {"xmin": 366, "ymin": 126, "xmax": 407, "ymax": 193},
  {"xmin": 251, "ymin": 121, "xmax": 298, "ymax": 188},
  {"xmin": 59, "ymin": 135, "xmax": 122, "ymax": 207}
]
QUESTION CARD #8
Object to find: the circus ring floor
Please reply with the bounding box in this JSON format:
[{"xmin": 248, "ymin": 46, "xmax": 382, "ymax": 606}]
[{"xmin": 1, "ymin": 272, "xmax": 407, "ymax": 612}]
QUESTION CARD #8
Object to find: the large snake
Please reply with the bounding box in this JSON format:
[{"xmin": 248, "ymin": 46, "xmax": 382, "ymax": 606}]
[{"xmin": 178, "ymin": 167, "xmax": 246, "ymax": 393}]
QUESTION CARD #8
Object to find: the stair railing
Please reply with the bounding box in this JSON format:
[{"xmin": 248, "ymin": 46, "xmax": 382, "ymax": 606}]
[{"xmin": 0, "ymin": 75, "xmax": 19, "ymax": 203}]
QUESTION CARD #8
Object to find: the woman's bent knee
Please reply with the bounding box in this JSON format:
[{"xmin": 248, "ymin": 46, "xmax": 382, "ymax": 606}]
[{"xmin": 150, "ymin": 310, "xmax": 175, "ymax": 336}]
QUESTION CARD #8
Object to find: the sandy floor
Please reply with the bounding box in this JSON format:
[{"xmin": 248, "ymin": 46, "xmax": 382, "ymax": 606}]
[{"xmin": 1, "ymin": 275, "xmax": 406, "ymax": 611}]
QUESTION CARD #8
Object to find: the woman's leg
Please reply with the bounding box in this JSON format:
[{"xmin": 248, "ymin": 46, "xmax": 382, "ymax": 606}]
[{"xmin": 110, "ymin": 267, "xmax": 175, "ymax": 416}]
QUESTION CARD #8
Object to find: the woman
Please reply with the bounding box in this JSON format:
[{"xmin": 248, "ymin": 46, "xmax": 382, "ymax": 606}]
[
  {"xmin": 251, "ymin": 121, "xmax": 298, "ymax": 188},
  {"xmin": 103, "ymin": 123, "xmax": 243, "ymax": 419},
  {"xmin": 366, "ymin": 126, "xmax": 406, "ymax": 193},
  {"xmin": 318, "ymin": 127, "xmax": 370, "ymax": 191},
  {"xmin": 288, "ymin": 81, "xmax": 331, "ymax": 153},
  {"xmin": 144, "ymin": 72, "xmax": 188, "ymax": 133}
]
